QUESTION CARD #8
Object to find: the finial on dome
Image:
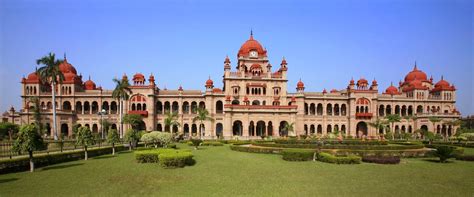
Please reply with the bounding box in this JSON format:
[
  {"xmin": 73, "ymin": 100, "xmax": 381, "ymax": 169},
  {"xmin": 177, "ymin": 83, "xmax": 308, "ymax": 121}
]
[
  {"xmin": 88, "ymin": 75, "xmax": 91, "ymax": 80},
  {"xmin": 390, "ymin": 81, "xmax": 393, "ymax": 86},
  {"xmin": 414, "ymin": 61, "xmax": 418, "ymax": 70},
  {"xmin": 441, "ymin": 75, "xmax": 444, "ymax": 80},
  {"xmin": 64, "ymin": 53, "xmax": 67, "ymax": 60}
]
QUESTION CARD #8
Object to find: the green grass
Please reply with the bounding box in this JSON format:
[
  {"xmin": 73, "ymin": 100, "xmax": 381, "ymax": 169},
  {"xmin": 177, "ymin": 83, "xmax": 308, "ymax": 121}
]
[{"xmin": 0, "ymin": 145, "xmax": 473, "ymax": 196}]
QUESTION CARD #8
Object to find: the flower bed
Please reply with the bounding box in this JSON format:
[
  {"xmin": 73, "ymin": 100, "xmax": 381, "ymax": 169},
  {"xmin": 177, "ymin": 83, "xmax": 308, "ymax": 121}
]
[
  {"xmin": 362, "ymin": 156, "xmax": 401, "ymax": 164},
  {"xmin": 456, "ymin": 154, "xmax": 474, "ymax": 161},
  {"xmin": 281, "ymin": 149, "xmax": 316, "ymax": 161},
  {"xmin": 317, "ymin": 152, "xmax": 361, "ymax": 164}
]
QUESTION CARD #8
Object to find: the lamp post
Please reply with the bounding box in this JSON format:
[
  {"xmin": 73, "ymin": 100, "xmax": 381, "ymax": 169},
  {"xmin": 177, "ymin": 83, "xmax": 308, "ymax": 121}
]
[{"xmin": 97, "ymin": 109, "xmax": 107, "ymax": 139}]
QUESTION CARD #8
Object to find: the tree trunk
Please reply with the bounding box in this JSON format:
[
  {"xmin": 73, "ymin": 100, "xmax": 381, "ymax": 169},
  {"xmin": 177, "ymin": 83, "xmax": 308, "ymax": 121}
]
[
  {"xmin": 84, "ymin": 146, "xmax": 88, "ymax": 160},
  {"xmin": 112, "ymin": 143, "xmax": 115, "ymax": 155},
  {"xmin": 29, "ymin": 151, "xmax": 34, "ymax": 172},
  {"xmin": 119, "ymin": 99, "xmax": 123, "ymax": 138},
  {"xmin": 52, "ymin": 81, "xmax": 58, "ymax": 140},
  {"xmin": 129, "ymin": 142, "xmax": 132, "ymax": 151},
  {"xmin": 391, "ymin": 123, "xmax": 395, "ymax": 140}
]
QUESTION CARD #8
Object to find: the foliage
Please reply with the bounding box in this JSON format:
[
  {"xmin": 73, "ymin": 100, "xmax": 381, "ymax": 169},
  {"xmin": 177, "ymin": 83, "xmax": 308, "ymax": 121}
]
[
  {"xmin": 192, "ymin": 108, "xmax": 214, "ymax": 138},
  {"xmin": 159, "ymin": 151, "xmax": 194, "ymax": 168},
  {"xmin": 140, "ymin": 131, "xmax": 173, "ymax": 148},
  {"xmin": 384, "ymin": 131, "xmax": 393, "ymax": 140},
  {"xmin": 273, "ymin": 139, "xmax": 388, "ymax": 145},
  {"xmin": 201, "ymin": 141, "xmax": 224, "ymax": 146},
  {"xmin": 107, "ymin": 129, "xmax": 120, "ymax": 144},
  {"xmin": 456, "ymin": 154, "xmax": 474, "ymax": 161},
  {"xmin": 230, "ymin": 145, "xmax": 282, "ymax": 154},
  {"xmin": 122, "ymin": 114, "xmax": 143, "ymax": 131},
  {"xmin": 164, "ymin": 112, "xmax": 180, "ymax": 132},
  {"xmin": 254, "ymin": 143, "xmax": 424, "ymax": 150},
  {"xmin": 281, "ymin": 149, "xmax": 315, "ymax": 161},
  {"xmin": 362, "ymin": 156, "xmax": 400, "ymax": 164},
  {"xmin": 112, "ymin": 77, "xmax": 132, "ymax": 101},
  {"xmin": 29, "ymin": 97, "xmax": 44, "ymax": 135},
  {"xmin": 433, "ymin": 145, "xmax": 456, "ymax": 163},
  {"xmin": 282, "ymin": 122, "xmax": 295, "ymax": 136},
  {"xmin": 190, "ymin": 138, "xmax": 203, "ymax": 149},
  {"xmin": 76, "ymin": 126, "xmax": 95, "ymax": 147},
  {"xmin": 0, "ymin": 145, "xmax": 126, "ymax": 174},
  {"xmin": 459, "ymin": 133, "xmax": 474, "ymax": 141},
  {"xmin": 72, "ymin": 123, "xmax": 81, "ymax": 138},
  {"xmin": 368, "ymin": 118, "xmax": 389, "ymax": 135},
  {"xmin": 317, "ymin": 152, "xmax": 361, "ymax": 164},
  {"xmin": 12, "ymin": 125, "xmax": 45, "ymax": 154},
  {"xmin": 0, "ymin": 122, "xmax": 19, "ymax": 140}
]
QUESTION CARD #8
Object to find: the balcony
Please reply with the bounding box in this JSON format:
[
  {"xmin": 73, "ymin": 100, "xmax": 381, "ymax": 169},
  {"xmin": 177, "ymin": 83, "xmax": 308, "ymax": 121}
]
[
  {"xmin": 356, "ymin": 112, "xmax": 373, "ymax": 119},
  {"xmin": 128, "ymin": 110, "xmax": 148, "ymax": 117}
]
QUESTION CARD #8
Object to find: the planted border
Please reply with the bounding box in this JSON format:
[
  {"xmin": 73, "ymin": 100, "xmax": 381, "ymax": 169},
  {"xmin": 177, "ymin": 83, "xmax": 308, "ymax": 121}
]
[
  {"xmin": 317, "ymin": 152, "xmax": 361, "ymax": 164},
  {"xmin": 362, "ymin": 156, "xmax": 401, "ymax": 164},
  {"xmin": 281, "ymin": 149, "xmax": 316, "ymax": 161},
  {"xmin": 253, "ymin": 142, "xmax": 424, "ymax": 150}
]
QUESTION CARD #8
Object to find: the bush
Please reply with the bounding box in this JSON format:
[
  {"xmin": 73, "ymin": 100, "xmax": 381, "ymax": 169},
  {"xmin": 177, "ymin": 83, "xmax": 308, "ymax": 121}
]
[
  {"xmin": 433, "ymin": 145, "xmax": 456, "ymax": 163},
  {"xmin": 273, "ymin": 139, "xmax": 388, "ymax": 145},
  {"xmin": 201, "ymin": 141, "xmax": 224, "ymax": 146},
  {"xmin": 0, "ymin": 145, "xmax": 126, "ymax": 174},
  {"xmin": 230, "ymin": 145, "xmax": 282, "ymax": 154},
  {"xmin": 456, "ymin": 154, "xmax": 474, "ymax": 161},
  {"xmin": 281, "ymin": 149, "xmax": 315, "ymax": 161},
  {"xmin": 362, "ymin": 156, "xmax": 401, "ymax": 164},
  {"xmin": 135, "ymin": 150, "xmax": 160, "ymax": 163},
  {"xmin": 190, "ymin": 139, "xmax": 203, "ymax": 149},
  {"xmin": 253, "ymin": 143, "xmax": 423, "ymax": 150},
  {"xmin": 141, "ymin": 131, "xmax": 173, "ymax": 148},
  {"xmin": 159, "ymin": 151, "xmax": 194, "ymax": 168},
  {"xmin": 317, "ymin": 152, "xmax": 361, "ymax": 164}
]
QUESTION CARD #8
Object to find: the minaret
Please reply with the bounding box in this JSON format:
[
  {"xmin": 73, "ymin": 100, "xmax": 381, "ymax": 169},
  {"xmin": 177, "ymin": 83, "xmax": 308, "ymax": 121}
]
[
  {"xmin": 224, "ymin": 56, "xmax": 231, "ymax": 78},
  {"xmin": 280, "ymin": 57, "xmax": 288, "ymax": 79}
]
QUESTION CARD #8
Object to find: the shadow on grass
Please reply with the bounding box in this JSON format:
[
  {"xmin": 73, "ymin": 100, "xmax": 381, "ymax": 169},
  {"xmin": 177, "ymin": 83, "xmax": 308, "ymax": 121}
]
[
  {"xmin": 0, "ymin": 178, "xmax": 19, "ymax": 184},
  {"xmin": 42, "ymin": 163, "xmax": 84, "ymax": 171},
  {"xmin": 422, "ymin": 158, "xmax": 454, "ymax": 163},
  {"xmin": 93, "ymin": 155, "xmax": 116, "ymax": 160}
]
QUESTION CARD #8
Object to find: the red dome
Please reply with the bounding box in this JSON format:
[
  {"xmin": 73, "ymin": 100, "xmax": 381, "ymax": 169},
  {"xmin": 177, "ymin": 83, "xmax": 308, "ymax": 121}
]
[
  {"xmin": 384, "ymin": 83, "xmax": 400, "ymax": 95},
  {"xmin": 64, "ymin": 72, "xmax": 77, "ymax": 81},
  {"xmin": 27, "ymin": 72, "xmax": 39, "ymax": 81},
  {"xmin": 404, "ymin": 65, "xmax": 428, "ymax": 83},
  {"xmin": 330, "ymin": 89, "xmax": 338, "ymax": 93},
  {"xmin": 237, "ymin": 33, "xmax": 267, "ymax": 57},
  {"xmin": 357, "ymin": 78, "xmax": 368, "ymax": 84},
  {"xmin": 59, "ymin": 59, "xmax": 77, "ymax": 75},
  {"xmin": 84, "ymin": 78, "xmax": 96, "ymax": 90},
  {"xmin": 432, "ymin": 76, "xmax": 455, "ymax": 92},
  {"xmin": 205, "ymin": 78, "xmax": 213, "ymax": 86},
  {"xmin": 297, "ymin": 79, "xmax": 305, "ymax": 89}
]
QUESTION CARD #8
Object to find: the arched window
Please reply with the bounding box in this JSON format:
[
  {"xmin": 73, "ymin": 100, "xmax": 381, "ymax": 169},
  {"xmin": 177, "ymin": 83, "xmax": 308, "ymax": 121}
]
[{"xmin": 216, "ymin": 101, "xmax": 223, "ymax": 114}]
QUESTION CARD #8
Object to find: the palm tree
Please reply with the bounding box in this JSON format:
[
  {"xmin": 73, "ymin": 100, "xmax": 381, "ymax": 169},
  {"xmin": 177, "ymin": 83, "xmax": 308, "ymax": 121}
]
[
  {"xmin": 36, "ymin": 53, "xmax": 64, "ymax": 140},
  {"xmin": 443, "ymin": 119, "xmax": 461, "ymax": 140},
  {"xmin": 283, "ymin": 122, "xmax": 295, "ymax": 137},
  {"xmin": 112, "ymin": 77, "xmax": 131, "ymax": 138},
  {"xmin": 385, "ymin": 114, "xmax": 401, "ymax": 140},
  {"xmin": 164, "ymin": 112, "xmax": 180, "ymax": 133},
  {"xmin": 192, "ymin": 108, "xmax": 214, "ymax": 139},
  {"xmin": 368, "ymin": 118, "xmax": 389, "ymax": 137}
]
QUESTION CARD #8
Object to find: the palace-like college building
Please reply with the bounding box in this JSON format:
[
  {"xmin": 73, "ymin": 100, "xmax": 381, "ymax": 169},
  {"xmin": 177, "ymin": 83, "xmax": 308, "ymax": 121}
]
[{"xmin": 10, "ymin": 33, "xmax": 461, "ymax": 139}]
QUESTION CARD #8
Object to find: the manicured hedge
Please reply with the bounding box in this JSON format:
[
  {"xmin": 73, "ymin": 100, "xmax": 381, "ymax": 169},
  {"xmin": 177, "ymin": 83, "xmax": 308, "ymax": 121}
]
[
  {"xmin": 159, "ymin": 151, "xmax": 194, "ymax": 168},
  {"xmin": 230, "ymin": 145, "xmax": 282, "ymax": 154},
  {"xmin": 362, "ymin": 156, "xmax": 401, "ymax": 164},
  {"xmin": 317, "ymin": 152, "xmax": 361, "ymax": 164},
  {"xmin": 0, "ymin": 145, "xmax": 126, "ymax": 174},
  {"xmin": 253, "ymin": 143, "xmax": 424, "ymax": 150},
  {"xmin": 274, "ymin": 139, "xmax": 388, "ymax": 145},
  {"xmin": 201, "ymin": 141, "xmax": 224, "ymax": 146},
  {"xmin": 424, "ymin": 141, "xmax": 474, "ymax": 148},
  {"xmin": 326, "ymin": 149, "xmax": 432, "ymax": 158},
  {"xmin": 456, "ymin": 154, "xmax": 474, "ymax": 161},
  {"xmin": 281, "ymin": 149, "xmax": 316, "ymax": 161},
  {"xmin": 134, "ymin": 149, "xmax": 194, "ymax": 168}
]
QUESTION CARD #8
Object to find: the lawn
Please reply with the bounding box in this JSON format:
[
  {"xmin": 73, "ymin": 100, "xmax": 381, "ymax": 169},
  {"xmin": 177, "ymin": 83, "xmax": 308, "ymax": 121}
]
[{"xmin": 0, "ymin": 144, "xmax": 473, "ymax": 196}]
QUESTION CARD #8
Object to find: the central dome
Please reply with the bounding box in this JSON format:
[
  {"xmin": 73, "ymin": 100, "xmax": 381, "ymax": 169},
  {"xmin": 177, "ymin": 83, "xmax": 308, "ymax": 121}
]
[
  {"xmin": 238, "ymin": 33, "xmax": 267, "ymax": 57},
  {"xmin": 404, "ymin": 65, "xmax": 427, "ymax": 83},
  {"xmin": 59, "ymin": 58, "xmax": 78, "ymax": 75}
]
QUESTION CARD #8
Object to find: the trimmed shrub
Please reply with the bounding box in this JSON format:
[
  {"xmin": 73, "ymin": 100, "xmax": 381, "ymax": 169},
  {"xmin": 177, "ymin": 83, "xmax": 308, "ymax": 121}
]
[
  {"xmin": 281, "ymin": 149, "xmax": 315, "ymax": 161},
  {"xmin": 0, "ymin": 145, "xmax": 126, "ymax": 174},
  {"xmin": 433, "ymin": 145, "xmax": 456, "ymax": 163},
  {"xmin": 456, "ymin": 154, "xmax": 474, "ymax": 161},
  {"xmin": 159, "ymin": 151, "xmax": 194, "ymax": 168},
  {"xmin": 190, "ymin": 139, "xmax": 203, "ymax": 149},
  {"xmin": 362, "ymin": 156, "xmax": 401, "ymax": 164},
  {"xmin": 230, "ymin": 145, "xmax": 282, "ymax": 154},
  {"xmin": 201, "ymin": 141, "xmax": 224, "ymax": 146},
  {"xmin": 253, "ymin": 142, "xmax": 423, "ymax": 150},
  {"xmin": 317, "ymin": 152, "xmax": 361, "ymax": 164},
  {"xmin": 135, "ymin": 150, "xmax": 160, "ymax": 163},
  {"xmin": 273, "ymin": 139, "xmax": 388, "ymax": 145}
]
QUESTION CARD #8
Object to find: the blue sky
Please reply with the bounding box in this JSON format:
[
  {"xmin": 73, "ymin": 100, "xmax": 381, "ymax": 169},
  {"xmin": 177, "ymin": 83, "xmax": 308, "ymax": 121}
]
[{"xmin": 0, "ymin": 0, "xmax": 472, "ymax": 115}]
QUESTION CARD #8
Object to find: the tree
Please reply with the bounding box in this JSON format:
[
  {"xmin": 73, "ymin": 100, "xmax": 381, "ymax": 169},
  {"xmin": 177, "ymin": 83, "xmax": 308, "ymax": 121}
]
[
  {"xmin": 192, "ymin": 108, "xmax": 214, "ymax": 139},
  {"xmin": 122, "ymin": 114, "xmax": 143, "ymax": 131},
  {"xmin": 29, "ymin": 96, "xmax": 44, "ymax": 136},
  {"xmin": 107, "ymin": 129, "xmax": 120, "ymax": 155},
  {"xmin": 429, "ymin": 117, "xmax": 442, "ymax": 135},
  {"xmin": 385, "ymin": 114, "xmax": 401, "ymax": 140},
  {"xmin": 124, "ymin": 129, "xmax": 140, "ymax": 151},
  {"xmin": 112, "ymin": 77, "xmax": 131, "ymax": 138},
  {"xmin": 76, "ymin": 126, "xmax": 95, "ymax": 160},
  {"xmin": 368, "ymin": 118, "xmax": 389, "ymax": 137},
  {"xmin": 283, "ymin": 122, "xmax": 295, "ymax": 137},
  {"xmin": 434, "ymin": 146, "xmax": 456, "ymax": 163},
  {"xmin": 140, "ymin": 131, "xmax": 173, "ymax": 148},
  {"xmin": 0, "ymin": 122, "xmax": 19, "ymax": 141},
  {"xmin": 164, "ymin": 112, "xmax": 180, "ymax": 133},
  {"xmin": 12, "ymin": 125, "xmax": 45, "ymax": 172},
  {"xmin": 36, "ymin": 53, "xmax": 64, "ymax": 140},
  {"xmin": 99, "ymin": 119, "xmax": 112, "ymax": 138}
]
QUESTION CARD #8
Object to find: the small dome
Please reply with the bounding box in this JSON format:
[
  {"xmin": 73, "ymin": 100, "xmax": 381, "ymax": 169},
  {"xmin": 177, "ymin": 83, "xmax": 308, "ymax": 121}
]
[
  {"xmin": 205, "ymin": 78, "xmax": 214, "ymax": 86},
  {"xmin": 84, "ymin": 78, "xmax": 96, "ymax": 90},
  {"xmin": 330, "ymin": 89, "xmax": 338, "ymax": 93},
  {"xmin": 281, "ymin": 58, "xmax": 287, "ymax": 65},
  {"xmin": 237, "ymin": 33, "xmax": 267, "ymax": 57},
  {"xmin": 322, "ymin": 88, "xmax": 327, "ymax": 94},
  {"xmin": 224, "ymin": 56, "xmax": 230, "ymax": 64},
  {"xmin": 357, "ymin": 78, "xmax": 368, "ymax": 85},
  {"xmin": 133, "ymin": 73, "xmax": 145, "ymax": 81},
  {"xmin": 384, "ymin": 82, "xmax": 400, "ymax": 95},
  {"xmin": 435, "ymin": 77, "xmax": 450, "ymax": 88},
  {"xmin": 297, "ymin": 79, "xmax": 305, "ymax": 89},
  {"xmin": 27, "ymin": 72, "xmax": 39, "ymax": 81},
  {"xmin": 178, "ymin": 85, "xmax": 183, "ymax": 91}
]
